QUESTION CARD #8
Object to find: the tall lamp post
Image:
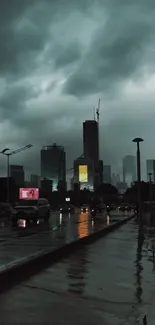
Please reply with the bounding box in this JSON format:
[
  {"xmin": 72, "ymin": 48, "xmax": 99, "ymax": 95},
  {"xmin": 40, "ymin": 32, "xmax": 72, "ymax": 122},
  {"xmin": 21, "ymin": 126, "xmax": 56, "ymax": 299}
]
[
  {"xmin": 148, "ymin": 172, "xmax": 153, "ymax": 225},
  {"xmin": 0, "ymin": 144, "xmax": 33, "ymax": 203},
  {"xmin": 132, "ymin": 137, "xmax": 144, "ymax": 224}
]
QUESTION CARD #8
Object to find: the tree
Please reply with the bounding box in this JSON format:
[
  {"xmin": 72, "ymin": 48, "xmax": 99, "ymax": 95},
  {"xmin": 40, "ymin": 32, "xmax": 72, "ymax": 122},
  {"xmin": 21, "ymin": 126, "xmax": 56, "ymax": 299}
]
[
  {"xmin": 96, "ymin": 183, "xmax": 118, "ymax": 204},
  {"xmin": 124, "ymin": 181, "xmax": 155, "ymax": 203}
]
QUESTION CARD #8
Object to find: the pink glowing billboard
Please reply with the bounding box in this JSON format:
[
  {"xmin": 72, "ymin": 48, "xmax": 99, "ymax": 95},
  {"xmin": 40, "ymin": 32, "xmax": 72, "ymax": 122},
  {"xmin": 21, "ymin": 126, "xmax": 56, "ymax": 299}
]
[{"xmin": 19, "ymin": 188, "xmax": 39, "ymax": 200}]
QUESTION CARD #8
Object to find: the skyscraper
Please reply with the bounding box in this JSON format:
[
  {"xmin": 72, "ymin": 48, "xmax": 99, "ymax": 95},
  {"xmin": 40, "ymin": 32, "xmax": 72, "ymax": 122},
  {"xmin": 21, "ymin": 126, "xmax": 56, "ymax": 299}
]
[
  {"xmin": 9, "ymin": 165, "xmax": 24, "ymax": 187},
  {"xmin": 123, "ymin": 155, "xmax": 136, "ymax": 186},
  {"xmin": 146, "ymin": 159, "xmax": 155, "ymax": 182},
  {"xmin": 31, "ymin": 174, "xmax": 39, "ymax": 187},
  {"xmin": 83, "ymin": 120, "xmax": 99, "ymax": 170},
  {"xmin": 103, "ymin": 165, "xmax": 111, "ymax": 184},
  {"xmin": 41, "ymin": 143, "xmax": 66, "ymax": 191},
  {"xmin": 83, "ymin": 120, "xmax": 100, "ymax": 188}
]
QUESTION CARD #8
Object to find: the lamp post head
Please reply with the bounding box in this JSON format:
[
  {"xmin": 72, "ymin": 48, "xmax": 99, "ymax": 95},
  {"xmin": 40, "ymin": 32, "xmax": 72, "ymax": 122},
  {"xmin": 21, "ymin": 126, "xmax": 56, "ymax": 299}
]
[
  {"xmin": 1, "ymin": 148, "xmax": 10, "ymax": 154},
  {"xmin": 132, "ymin": 137, "xmax": 144, "ymax": 143}
]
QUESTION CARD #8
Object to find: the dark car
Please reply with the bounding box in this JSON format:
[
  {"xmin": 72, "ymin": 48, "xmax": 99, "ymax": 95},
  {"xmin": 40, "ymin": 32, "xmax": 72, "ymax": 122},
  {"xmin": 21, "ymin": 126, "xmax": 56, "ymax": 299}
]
[
  {"xmin": 0, "ymin": 203, "xmax": 13, "ymax": 219},
  {"xmin": 81, "ymin": 205, "xmax": 89, "ymax": 213},
  {"xmin": 60, "ymin": 204, "xmax": 75, "ymax": 214},
  {"xmin": 118, "ymin": 204, "xmax": 131, "ymax": 212},
  {"xmin": 12, "ymin": 198, "xmax": 51, "ymax": 226}
]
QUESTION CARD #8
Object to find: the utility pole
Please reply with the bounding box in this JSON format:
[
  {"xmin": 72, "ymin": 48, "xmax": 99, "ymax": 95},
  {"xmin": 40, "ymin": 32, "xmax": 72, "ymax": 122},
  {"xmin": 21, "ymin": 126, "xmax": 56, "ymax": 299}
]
[
  {"xmin": 148, "ymin": 172, "xmax": 153, "ymax": 226},
  {"xmin": 132, "ymin": 138, "xmax": 144, "ymax": 225}
]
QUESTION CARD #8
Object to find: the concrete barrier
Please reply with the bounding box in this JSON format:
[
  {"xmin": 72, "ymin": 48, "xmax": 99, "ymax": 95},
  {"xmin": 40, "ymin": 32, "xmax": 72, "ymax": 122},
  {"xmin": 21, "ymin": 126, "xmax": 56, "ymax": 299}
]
[{"xmin": 0, "ymin": 214, "xmax": 134, "ymax": 293}]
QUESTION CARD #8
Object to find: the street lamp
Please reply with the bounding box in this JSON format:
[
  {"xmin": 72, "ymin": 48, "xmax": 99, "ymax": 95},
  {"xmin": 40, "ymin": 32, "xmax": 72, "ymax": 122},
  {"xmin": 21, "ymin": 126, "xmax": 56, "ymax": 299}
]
[
  {"xmin": 132, "ymin": 137, "xmax": 144, "ymax": 223},
  {"xmin": 0, "ymin": 144, "xmax": 33, "ymax": 203},
  {"xmin": 148, "ymin": 172, "xmax": 153, "ymax": 225}
]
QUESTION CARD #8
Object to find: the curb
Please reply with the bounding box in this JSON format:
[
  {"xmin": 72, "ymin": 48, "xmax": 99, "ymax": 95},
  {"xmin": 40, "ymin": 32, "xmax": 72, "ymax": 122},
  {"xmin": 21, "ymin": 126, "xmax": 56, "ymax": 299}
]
[{"xmin": 0, "ymin": 215, "xmax": 134, "ymax": 293}]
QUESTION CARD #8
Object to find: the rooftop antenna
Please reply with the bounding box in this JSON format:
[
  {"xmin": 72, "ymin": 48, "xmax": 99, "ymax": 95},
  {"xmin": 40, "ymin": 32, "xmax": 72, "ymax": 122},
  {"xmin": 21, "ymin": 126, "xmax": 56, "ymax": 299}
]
[{"xmin": 96, "ymin": 98, "xmax": 100, "ymax": 123}]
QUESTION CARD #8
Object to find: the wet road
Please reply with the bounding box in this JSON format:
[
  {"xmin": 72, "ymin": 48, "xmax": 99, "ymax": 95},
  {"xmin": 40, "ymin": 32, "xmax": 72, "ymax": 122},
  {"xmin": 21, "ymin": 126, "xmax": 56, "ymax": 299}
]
[
  {"xmin": 1, "ymin": 218, "xmax": 155, "ymax": 324},
  {"xmin": 0, "ymin": 210, "xmax": 125, "ymax": 271}
]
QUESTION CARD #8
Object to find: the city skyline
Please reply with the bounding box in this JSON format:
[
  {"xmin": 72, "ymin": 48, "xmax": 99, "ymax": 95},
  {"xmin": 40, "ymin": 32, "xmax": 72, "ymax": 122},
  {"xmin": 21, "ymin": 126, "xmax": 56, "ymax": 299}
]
[{"xmin": 0, "ymin": 1, "xmax": 155, "ymax": 177}]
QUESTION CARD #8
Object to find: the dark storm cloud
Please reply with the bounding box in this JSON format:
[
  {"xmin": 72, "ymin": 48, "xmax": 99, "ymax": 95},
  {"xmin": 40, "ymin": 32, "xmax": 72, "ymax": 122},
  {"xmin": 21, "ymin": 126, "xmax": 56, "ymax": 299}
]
[
  {"xmin": 0, "ymin": 0, "xmax": 97, "ymax": 77},
  {"xmin": 0, "ymin": 83, "xmax": 38, "ymax": 120},
  {"xmin": 53, "ymin": 41, "xmax": 82, "ymax": 69},
  {"xmin": 64, "ymin": 1, "xmax": 155, "ymax": 96},
  {"xmin": 0, "ymin": 0, "xmax": 155, "ymax": 177}
]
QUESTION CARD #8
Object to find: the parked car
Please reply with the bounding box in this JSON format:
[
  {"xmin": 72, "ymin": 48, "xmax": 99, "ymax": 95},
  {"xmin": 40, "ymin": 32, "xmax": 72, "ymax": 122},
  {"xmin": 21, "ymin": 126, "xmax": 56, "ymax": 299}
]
[
  {"xmin": 81, "ymin": 204, "xmax": 89, "ymax": 213},
  {"xmin": 59, "ymin": 204, "xmax": 75, "ymax": 214},
  {"xmin": 118, "ymin": 204, "xmax": 131, "ymax": 212},
  {"xmin": 0, "ymin": 203, "xmax": 13, "ymax": 219},
  {"xmin": 12, "ymin": 198, "xmax": 51, "ymax": 226}
]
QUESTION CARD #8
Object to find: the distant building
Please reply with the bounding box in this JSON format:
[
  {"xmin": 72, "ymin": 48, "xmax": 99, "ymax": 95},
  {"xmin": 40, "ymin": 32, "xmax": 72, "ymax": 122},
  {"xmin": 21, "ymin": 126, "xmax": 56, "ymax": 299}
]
[
  {"xmin": 31, "ymin": 174, "xmax": 39, "ymax": 187},
  {"xmin": 83, "ymin": 120, "xmax": 100, "ymax": 188},
  {"xmin": 99, "ymin": 160, "xmax": 103, "ymax": 184},
  {"xmin": 9, "ymin": 165, "xmax": 24, "ymax": 187},
  {"xmin": 41, "ymin": 143, "xmax": 66, "ymax": 191},
  {"xmin": 103, "ymin": 165, "xmax": 111, "ymax": 184},
  {"xmin": 70, "ymin": 177, "xmax": 74, "ymax": 191},
  {"xmin": 146, "ymin": 159, "xmax": 155, "ymax": 182},
  {"xmin": 74, "ymin": 157, "xmax": 94, "ymax": 191},
  {"xmin": 41, "ymin": 178, "xmax": 53, "ymax": 192},
  {"xmin": 123, "ymin": 155, "xmax": 136, "ymax": 186},
  {"xmin": 0, "ymin": 177, "xmax": 16, "ymax": 203}
]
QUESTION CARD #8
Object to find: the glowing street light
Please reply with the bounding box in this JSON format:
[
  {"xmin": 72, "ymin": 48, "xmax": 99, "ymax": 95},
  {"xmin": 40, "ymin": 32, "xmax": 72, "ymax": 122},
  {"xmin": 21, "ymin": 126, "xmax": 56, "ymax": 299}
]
[{"xmin": 0, "ymin": 144, "xmax": 33, "ymax": 203}]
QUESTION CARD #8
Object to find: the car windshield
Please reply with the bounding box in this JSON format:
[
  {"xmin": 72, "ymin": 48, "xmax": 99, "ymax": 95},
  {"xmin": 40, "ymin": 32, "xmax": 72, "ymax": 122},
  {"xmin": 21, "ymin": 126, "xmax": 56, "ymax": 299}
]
[{"xmin": 16, "ymin": 200, "xmax": 38, "ymax": 206}]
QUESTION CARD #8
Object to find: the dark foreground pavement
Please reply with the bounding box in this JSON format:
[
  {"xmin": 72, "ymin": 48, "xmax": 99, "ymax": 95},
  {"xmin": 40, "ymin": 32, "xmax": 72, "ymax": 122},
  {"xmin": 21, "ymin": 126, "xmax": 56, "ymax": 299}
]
[{"xmin": 1, "ymin": 219, "xmax": 155, "ymax": 324}]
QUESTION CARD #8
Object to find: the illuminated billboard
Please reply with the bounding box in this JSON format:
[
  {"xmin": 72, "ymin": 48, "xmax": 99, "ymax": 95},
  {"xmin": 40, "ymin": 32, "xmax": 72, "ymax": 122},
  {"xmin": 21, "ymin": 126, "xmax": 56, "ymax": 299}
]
[
  {"xmin": 79, "ymin": 165, "xmax": 88, "ymax": 182},
  {"xmin": 19, "ymin": 188, "xmax": 39, "ymax": 200}
]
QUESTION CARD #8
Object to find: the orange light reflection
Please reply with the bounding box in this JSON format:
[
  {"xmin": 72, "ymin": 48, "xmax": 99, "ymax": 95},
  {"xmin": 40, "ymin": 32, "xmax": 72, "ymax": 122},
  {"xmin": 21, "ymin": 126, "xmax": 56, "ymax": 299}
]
[{"xmin": 78, "ymin": 212, "xmax": 88, "ymax": 238}]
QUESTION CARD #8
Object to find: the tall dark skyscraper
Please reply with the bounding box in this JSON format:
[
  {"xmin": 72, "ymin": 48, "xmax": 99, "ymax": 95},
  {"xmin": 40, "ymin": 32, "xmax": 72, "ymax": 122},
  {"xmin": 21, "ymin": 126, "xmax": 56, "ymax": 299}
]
[
  {"xmin": 83, "ymin": 120, "xmax": 100, "ymax": 188},
  {"xmin": 123, "ymin": 155, "xmax": 136, "ymax": 185},
  {"xmin": 41, "ymin": 143, "xmax": 66, "ymax": 191},
  {"xmin": 9, "ymin": 165, "xmax": 24, "ymax": 187},
  {"xmin": 83, "ymin": 120, "xmax": 99, "ymax": 170}
]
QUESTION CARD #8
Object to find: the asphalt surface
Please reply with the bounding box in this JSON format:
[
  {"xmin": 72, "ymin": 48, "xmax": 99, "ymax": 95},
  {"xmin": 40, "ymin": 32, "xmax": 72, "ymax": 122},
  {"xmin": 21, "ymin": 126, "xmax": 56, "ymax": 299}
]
[
  {"xmin": 0, "ymin": 210, "xmax": 126, "ymax": 271},
  {"xmin": 0, "ymin": 218, "xmax": 155, "ymax": 324}
]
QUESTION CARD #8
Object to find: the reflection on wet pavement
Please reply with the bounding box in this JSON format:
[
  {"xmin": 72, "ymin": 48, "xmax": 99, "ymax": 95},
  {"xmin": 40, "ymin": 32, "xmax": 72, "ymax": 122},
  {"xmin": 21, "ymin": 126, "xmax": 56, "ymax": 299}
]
[
  {"xmin": 78, "ymin": 212, "xmax": 89, "ymax": 238},
  {"xmin": 67, "ymin": 247, "xmax": 88, "ymax": 295},
  {"xmin": 135, "ymin": 230, "xmax": 145, "ymax": 303}
]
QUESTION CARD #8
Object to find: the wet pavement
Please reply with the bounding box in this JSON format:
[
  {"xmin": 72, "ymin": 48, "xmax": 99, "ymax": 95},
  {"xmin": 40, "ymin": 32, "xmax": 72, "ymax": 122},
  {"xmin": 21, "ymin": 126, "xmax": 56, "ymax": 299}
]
[
  {"xmin": 1, "ymin": 218, "xmax": 155, "ymax": 324},
  {"xmin": 0, "ymin": 210, "xmax": 127, "ymax": 271}
]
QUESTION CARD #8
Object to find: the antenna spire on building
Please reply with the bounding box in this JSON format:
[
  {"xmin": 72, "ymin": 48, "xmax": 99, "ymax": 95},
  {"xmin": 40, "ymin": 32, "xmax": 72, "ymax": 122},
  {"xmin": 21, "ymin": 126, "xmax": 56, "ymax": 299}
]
[{"xmin": 96, "ymin": 98, "xmax": 100, "ymax": 123}]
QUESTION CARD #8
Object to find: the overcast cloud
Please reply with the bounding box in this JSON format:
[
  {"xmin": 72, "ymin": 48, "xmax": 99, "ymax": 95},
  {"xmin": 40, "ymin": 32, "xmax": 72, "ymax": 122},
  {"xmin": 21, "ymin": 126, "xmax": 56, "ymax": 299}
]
[{"xmin": 0, "ymin": 0, "xmax": 155, "ymax": 179}]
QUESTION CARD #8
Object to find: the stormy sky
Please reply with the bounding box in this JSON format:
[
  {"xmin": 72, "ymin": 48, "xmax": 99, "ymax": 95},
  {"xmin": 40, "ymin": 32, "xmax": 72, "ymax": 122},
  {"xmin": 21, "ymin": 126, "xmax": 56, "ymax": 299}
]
[{"xmin": 0, "ymin": 0, "xmax": 155, "ymax": 180}]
